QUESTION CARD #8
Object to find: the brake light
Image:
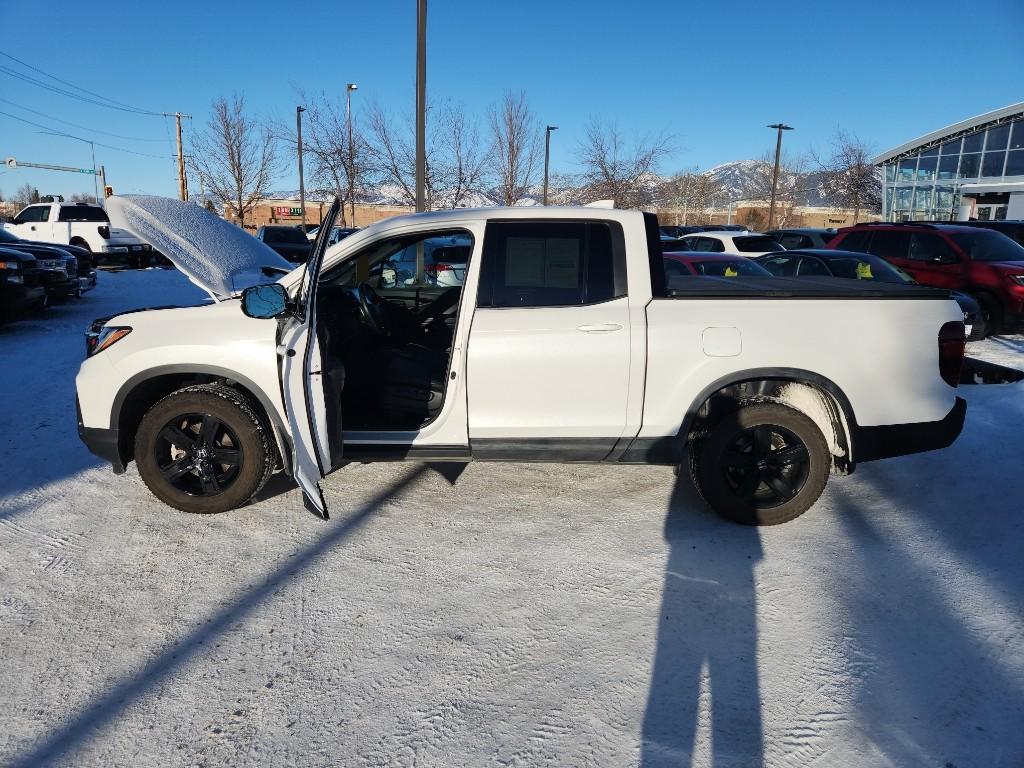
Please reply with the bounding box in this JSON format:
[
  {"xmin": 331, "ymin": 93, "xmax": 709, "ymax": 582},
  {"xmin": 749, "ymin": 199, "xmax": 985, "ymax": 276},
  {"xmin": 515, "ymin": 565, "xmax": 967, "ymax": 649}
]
[
  {"xmin": 98, "ymin": 225, "xmax": 110, "ymax": 239},
  {"xmin": 938, "ymin": 320, "xmax": 965, "ymax": 387}
]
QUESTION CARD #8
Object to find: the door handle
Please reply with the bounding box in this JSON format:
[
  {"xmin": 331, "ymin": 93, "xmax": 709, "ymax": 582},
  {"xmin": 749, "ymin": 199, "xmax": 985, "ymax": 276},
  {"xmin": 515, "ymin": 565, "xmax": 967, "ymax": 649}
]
[{"xmin": 577, "ymin": 323, "xmax": 622, "ymax": 333}]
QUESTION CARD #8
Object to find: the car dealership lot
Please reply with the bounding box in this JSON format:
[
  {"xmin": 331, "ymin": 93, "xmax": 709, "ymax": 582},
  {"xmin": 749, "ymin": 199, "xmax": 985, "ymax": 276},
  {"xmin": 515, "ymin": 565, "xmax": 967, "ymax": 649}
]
[{"xmin": 1, "ymin": 269, "xmax": 1022, "ymax": 767}]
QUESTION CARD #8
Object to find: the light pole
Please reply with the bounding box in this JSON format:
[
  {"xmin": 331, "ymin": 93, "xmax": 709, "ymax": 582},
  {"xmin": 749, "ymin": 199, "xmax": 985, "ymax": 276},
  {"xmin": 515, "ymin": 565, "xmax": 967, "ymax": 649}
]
[
  {"xmin": 296, "ymin": 106, "xmax": 306, "ymax": 232},
  {"xmin": 415, "ymin": 0, "xmax": 427, "ymax": 213},
  {"xmin": 766, "ymin": 123, "xmax": 793, "ymax": 230},
  {"xmin": 41, "ymin": 131, "xmax": 99, "ymax": 203},
  {"xmin": 543, "ymin": 125, "xmax": 558, "ymax": 205},
  {"xmin": 346, "ymin": 83, "xmax": 358, "ymax": 226}
]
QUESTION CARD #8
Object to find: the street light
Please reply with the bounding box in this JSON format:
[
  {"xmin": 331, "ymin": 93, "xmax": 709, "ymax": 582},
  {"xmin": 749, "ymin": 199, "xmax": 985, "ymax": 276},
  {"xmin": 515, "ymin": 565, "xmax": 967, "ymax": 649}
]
[
  {"xmin": 415, "ymin": 0, "xmax": 427, "ymax": 213},
  {"xmin": 40, "ymin": 131, "xmax": 99, "ymax": 203},
  {"xmin": 346, "ymin": 83, "xmax": 358, "ymax": 227},
  {"xmin": 296, "ymin": 106, "xmax": 307, "ymax": 232},
  {"xmin": 543, "ymin": 125, "xmax": 558, "ymax": 206},
  {"xmin": 766, "ymin": 123, "xmax": 793, "ymax": 230}
]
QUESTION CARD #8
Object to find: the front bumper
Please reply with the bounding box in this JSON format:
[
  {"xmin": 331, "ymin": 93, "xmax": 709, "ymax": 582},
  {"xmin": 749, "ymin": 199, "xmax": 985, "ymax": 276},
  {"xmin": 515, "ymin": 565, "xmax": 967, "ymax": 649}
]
[
  {"xmin": 76, "ymin": 398, "xmax": 126, "ymax": 473},
  {"xmin": 1, "ymin": 283, "xmax": 46, "ymax": 317},
  {"xmin": 853, "ymin": 397, "xmax": 967, "ymax": 463}
]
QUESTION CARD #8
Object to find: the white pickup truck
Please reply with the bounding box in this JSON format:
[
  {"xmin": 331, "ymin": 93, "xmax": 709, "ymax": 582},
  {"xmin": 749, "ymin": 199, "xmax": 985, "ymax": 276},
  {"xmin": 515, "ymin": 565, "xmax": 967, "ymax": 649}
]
[
  {"xmin": 3, "ymin": 201, "xmax": 151, "ymax": 264},
  {"xmin": 76, "ymin": 196, "xmax": 967, "ymax": 525}
]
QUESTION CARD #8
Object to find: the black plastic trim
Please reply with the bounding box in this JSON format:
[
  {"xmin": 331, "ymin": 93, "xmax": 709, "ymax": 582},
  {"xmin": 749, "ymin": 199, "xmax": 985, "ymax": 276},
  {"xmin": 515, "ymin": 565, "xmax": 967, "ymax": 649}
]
[
  {"xmin": 78, "ymin": 397, "xmax": 126, "ymax": 474},
  {"xmin": 343, "ymin": 443, "xmax": 471, "ymax": 462},
  {"xmin": 853, "ymin": 397, "xmax": 966, "ymax": 463},
  {"xmin": 471, "ymin": 437, "xmax": 616, "ymax": 462}
]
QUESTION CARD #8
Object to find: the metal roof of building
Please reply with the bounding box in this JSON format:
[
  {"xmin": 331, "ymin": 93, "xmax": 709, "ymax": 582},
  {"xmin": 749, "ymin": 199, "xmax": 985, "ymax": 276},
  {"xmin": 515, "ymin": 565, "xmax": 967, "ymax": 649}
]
[{"xmin": 872, "ymin": 102, "xmax": 1024, "ymax": 165}]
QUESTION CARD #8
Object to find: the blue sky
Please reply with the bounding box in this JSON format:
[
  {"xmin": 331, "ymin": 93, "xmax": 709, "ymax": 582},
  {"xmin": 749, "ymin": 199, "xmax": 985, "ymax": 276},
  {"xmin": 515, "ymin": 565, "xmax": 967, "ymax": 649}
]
[{"xmin": 2, "ymin": 0, "xmax": 1023, "ymax": 200}]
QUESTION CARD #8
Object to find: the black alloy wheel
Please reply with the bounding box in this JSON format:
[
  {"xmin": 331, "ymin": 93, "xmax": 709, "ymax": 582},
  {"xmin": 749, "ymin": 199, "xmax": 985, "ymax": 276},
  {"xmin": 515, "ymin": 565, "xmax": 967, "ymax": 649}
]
[
  {"xmin": 720, "ymin": 424, "xmax": 810, "ymax": 509},
  {"xmin": 155, "ymin": 413, "xmax": 243, "ymax": 497}
]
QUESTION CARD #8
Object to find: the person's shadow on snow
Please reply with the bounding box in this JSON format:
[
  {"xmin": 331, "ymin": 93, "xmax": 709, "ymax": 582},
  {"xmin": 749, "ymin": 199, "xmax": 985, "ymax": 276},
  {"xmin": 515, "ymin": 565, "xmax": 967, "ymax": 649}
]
[{"xmin": 640, "ymin": 463, "xmax": 764, "ymax": 767}]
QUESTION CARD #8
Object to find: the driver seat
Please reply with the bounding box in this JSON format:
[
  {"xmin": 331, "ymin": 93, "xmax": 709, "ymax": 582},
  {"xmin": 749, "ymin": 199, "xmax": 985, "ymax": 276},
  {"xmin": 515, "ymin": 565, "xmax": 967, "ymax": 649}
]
[{"xmin": 376, "ymin": 344, "xmax": 447, "ymax": 427}]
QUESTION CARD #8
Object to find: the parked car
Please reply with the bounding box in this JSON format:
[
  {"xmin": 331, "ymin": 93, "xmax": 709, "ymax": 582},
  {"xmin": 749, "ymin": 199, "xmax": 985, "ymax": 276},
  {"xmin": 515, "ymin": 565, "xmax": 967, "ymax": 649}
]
[
  {"xmin": 663, "ymin": 251, "xmax": 774, "ymax": 278},
  {"xmin": 2, "ymin": 201, "xmax": 151, "ymax": 267},
  {"xmin": 306, "ymin": 226, "xmax": 360, "ymax": 244},
  {"xmin": 828, "ymin": 222, "xmax": 1024, "ymax": 333},
  {"xmin": 0, "ymin": 230, "xmax": 98, "ymax": 294},
  {"xmin": 659, "ymin": 234, "xmax": 691, "ymax": 251},
  {"xmin": 256, "ymin": 225, "xmax": 313, "ymax": 263},
  {"xmin": 756, "ymin": 249, "xmax": 986, "ymax": 340},
  {"xmin": 955, "ymin": 220, "xmax": 1024, "ymax": 248},
  {"xmin": 765, "ymin": 228, "xmax": 838, "ymax": 249},
  {"xmin": 386, "ymin": 233, "xmax": 473, "ymax": 287},
  {"xmin": 0, "ymin": 246, "xmax": 46, "ymax": 324},
  {"xmin": 697, "ymin": 224, "xmax": 749, "ymax": 232},
  {"xmin": 0, "ymin": 228, "xmax": 81, "ymax": 299},
  {"xmin": 80, "ymin": 195, "xmax": 967, "ymax": 527},
  {"xmin": 659, "ymin": 225, "xmax": 703, "ymax": 238},
  {"xmin": 680, "ymin": 231, "xmax": 785, "ymax": 257}
]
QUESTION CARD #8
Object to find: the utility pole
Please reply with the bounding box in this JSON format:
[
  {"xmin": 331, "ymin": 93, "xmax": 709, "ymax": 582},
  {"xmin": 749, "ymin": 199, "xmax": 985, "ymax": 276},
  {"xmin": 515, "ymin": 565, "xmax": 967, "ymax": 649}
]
[
  {"xmin": 766, "ymin": 123, "xmax": 793, "ymax": 230},
  {"xmin": 543, "ymin": 125, "xmax": 558, "ymax": 205},
  {"xmin": 296, "ymin": 106, "xmax": 306, "ymax": 231},
  {"xmin": 172, "ymin": 112, "xmax": 193, "ymax": 202},
  {"xmin": 346, "ymin": 83, "xmax": 358, "ymax": 227},
  {"xmin": 415, "ymin": 0, "xmax": 427, "ymax": 213},
  {"xmin": 100, "ymin": 165, "xmax": 107, "ymax": 196}
]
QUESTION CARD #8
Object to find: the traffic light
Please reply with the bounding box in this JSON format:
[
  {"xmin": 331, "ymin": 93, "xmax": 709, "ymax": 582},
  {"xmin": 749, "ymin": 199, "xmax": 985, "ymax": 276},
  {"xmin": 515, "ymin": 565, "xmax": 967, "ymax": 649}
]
[{"xmin": 104, "ymin": 185, "xmax": 114, "ymax": 198}]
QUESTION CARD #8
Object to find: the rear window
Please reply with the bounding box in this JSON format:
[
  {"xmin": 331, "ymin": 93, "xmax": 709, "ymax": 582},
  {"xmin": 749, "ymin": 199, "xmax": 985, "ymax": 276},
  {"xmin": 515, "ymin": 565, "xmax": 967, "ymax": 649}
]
[
  {"xmin": 262, "ymin": 227, "xmax": 308, "ymax": 244},
  {"xmin": 734, "ymin": 236, "xmax": 781, "ymax": 253},
  {"xmin": 950, "ymin": 231, "xmax": 1024, "ymax": 262},
  {"xmin": 691, "ymin": 259, "xmax": 771, "ymax": 277},
  {"xmin": 826, "ymin": 255, "xmax": 907, "ymax": 283},
  {"xmin": 836, "ymin": 230, "xmax": 871, "ymax": 252},
  {"xmin": 57, "ymin": 205, "xmax": 109, "ymax": 222}
]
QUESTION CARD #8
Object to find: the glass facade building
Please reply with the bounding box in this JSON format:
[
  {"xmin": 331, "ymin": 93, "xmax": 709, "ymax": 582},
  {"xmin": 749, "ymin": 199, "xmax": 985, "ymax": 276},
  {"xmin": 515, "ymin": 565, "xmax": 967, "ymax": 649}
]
[{"xmin": 875, "ymin": 103, "xmax": 1024, "ymax": 222}]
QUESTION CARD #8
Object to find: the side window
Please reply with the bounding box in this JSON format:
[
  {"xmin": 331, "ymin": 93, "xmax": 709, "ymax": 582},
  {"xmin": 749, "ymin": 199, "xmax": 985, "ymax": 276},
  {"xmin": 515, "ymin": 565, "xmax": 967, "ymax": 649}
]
[
  {"xmin": 321, "ymin": 228, "xmax": 474, "ymax": 289},
  {"xmin": 796, "ymin": 257, "xmax": 831, "ymax": 276},
  {"xmin": 909, "ymin": 233, "xmax": 958, "ymax": 263},
  {"xmin": 837, "ymin": 230, "xmax": 871, "ymax": 252},
  {"xmin": 867, "ymin": 231, "xmax": 911, "ymax": 260},
  {"xmin": 711, "ymin": 239, "xmax": 726, "ymax": 252},
  {"xmin": 761, "ymin": 256, "xmax": 797, "ymax": 276},
  {"xmin": 13, "ymin": 206, "xmax": 47, "ymax": 224},
  {"xmin": 478, "ymin": 221, "xmax": 627, "ymax": 308},
  {"xmin": 778, "ymin": 233, "xmax": 804, "ymax": 249}
]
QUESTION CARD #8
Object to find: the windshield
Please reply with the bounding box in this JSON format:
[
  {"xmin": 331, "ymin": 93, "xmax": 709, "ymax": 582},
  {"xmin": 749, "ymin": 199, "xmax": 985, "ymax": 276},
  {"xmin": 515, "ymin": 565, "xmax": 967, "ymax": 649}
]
[
  {"xmin": 262, "ymin": 227, "xmax": 308, "ymax": 244},
  {"xmin": 57, "ymin": 205, "xmax": 109, "ymax": 222},
  {"xmin": 951, "ymin": 231, "xmax": 1024, "ymax": 263},
  {"xmin": 734, "ymin": 236, "xmax": 780, "ymax": 252},
  {"xmin": 824, "ymin": 254, "xmax": 908, "ymax": 283},
  {"xmin": 691, "ymin": 259, "xmax": 771, "ymax": 277}
]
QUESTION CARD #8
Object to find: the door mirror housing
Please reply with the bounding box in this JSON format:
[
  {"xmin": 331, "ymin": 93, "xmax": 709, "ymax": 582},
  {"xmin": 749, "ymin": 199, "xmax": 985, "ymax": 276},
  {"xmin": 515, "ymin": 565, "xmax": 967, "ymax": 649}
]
[{"xmin": 241, "ymin": 283, "xmax": 289, "ymax": 319}]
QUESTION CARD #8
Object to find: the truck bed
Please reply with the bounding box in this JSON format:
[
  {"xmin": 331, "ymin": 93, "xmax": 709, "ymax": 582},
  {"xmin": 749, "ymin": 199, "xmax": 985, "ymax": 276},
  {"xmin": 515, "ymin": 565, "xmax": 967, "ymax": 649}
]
[{"xmin": 664, "ymin": 275, "xmax": 951, "ymax": 300}]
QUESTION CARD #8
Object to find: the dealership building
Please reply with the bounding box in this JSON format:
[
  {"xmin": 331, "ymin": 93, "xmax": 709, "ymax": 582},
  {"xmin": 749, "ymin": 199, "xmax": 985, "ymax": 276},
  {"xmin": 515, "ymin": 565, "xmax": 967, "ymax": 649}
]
[{"xmin": 874, "ymin": 102, "xmax": 1024, "ymax": 222}]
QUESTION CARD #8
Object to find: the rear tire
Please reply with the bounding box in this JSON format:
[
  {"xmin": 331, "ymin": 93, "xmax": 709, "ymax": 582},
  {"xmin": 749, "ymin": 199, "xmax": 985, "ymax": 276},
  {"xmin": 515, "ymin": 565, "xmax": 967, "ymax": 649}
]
[
  {"xmin": 134, "ymin": 385, "xmax": 275, "ymax": 514},
  {"xmin": 693, "ymin": 403, "xmax": 830, "ymax": 526},
  {"xmin": 974, "ymin": 293, "xmax": 1004, "ymax": 337}
]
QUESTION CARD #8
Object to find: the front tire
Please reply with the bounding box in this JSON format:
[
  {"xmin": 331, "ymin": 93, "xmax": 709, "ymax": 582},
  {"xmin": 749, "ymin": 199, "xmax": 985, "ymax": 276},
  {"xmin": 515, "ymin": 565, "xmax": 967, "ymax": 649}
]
[
  {"xmin": 134, "ymin": 385, "xmax": 275, "ymax": 514},
  {"xmin": 693, "ymin": 403, "xmax": 830, "ymax": 526}
]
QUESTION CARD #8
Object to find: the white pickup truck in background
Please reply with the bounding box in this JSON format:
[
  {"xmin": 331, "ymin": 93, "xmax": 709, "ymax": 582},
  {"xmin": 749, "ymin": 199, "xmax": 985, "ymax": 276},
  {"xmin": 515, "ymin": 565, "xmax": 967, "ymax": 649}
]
[
  {"xmin": 76, "ymin": 197, "xmax": 968, "ymax": 526},
  {"xmin": 3, "ymin": 201, "xmax": 152, "ymax": 265}
]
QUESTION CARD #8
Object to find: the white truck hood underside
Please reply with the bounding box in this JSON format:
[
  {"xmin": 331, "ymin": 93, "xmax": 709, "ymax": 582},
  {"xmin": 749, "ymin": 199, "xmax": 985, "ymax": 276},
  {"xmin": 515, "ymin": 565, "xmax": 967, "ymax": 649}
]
[{"xmin": 106, "ymin": 195, "xmax": 293, "ymax": 298}]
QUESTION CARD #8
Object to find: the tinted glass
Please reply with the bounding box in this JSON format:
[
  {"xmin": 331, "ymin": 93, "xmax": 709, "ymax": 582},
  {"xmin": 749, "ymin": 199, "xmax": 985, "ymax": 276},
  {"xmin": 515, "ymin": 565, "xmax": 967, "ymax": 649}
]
[
  {"xmin": 908, "ymin": 233, "xmax": 957, "ymax": 263},
  {"xmin": 478, "ymin": 221, "xmax": 625, "ymax": 308},
  {"xmin": 262, "ymin": 227, "xmax": 308, "ymax": 244},
  {"xmin": 691, "ymin": 259, "xmax": 771, "ymax": 277},
  {"xmin": 962, "ymin": 132, "xmax": 985, "ymax": 153},
  {"xmin": 57, "ymin": 205, "xmax": 108, "ymax": 222},
  {"xmin": 796, "ymin": 257, "xmax": 830, "ymax": 276},
  {"xmin": 959, "ymin": 153, "xmax": 980, "ymax": 179},
  {"xmin": 1005, "ymin": 150, "xmax": 1024, "ymax": 177},
  {"xmin": 897, "ymin": 157, "xmax": 917, "ymax": 182},
  {"xmin": 950, "ymin": 231, "xmax": 1024, "ymax": 263},
  {"xmin": 986, "ymin": 124, "xmax": 1010, "ymax": 150},
  {"xmin": 916, "ymin": 155, "xmax": 937, "ymax": 180},
  {"xmin": 867, "ymin": 231, "xmax": 911, "ymax": 260},
  {"xmin": 733, "ymin": 236, "xmax": 779, "ymax": 253},
  {"xmin": 913, "ymin": 186, "xmax": 933, "ymax": 210},
  {"xmin": 825, "ymin": 254, "xmax": 907, "ymax": 282},
  {"xmin": 778, "ymin": 233, "xmax": 810, "ymax": 249},
  {"xmin": 940, "ymin": 138, "xmax": 962, "ymax": 155},
  {"xmin": 938, "ymin": 154, "xmax": 959, "ymax": 179},
  {"xmin": 759, "ymin": 255, "xmax": 797, "ymax": 275},
  {"xmin": 982, "ymin": 151, "xmax": 1007, "ymax": 178},
  {"xmin": 837, "ymin": 230, "xmax": 872, "ymax": 252},
  {"xmin": 1011, "ymin": 121, "xmax": 1024, "ymax": 150},
  {"xmin": 920, "ymin": 145, "xmax": 939, "ymax": 158}
]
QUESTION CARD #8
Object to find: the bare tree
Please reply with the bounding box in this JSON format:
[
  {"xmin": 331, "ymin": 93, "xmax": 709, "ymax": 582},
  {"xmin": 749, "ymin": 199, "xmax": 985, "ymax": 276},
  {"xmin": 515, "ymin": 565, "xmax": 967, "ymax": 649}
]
[
  {"xmin": 813, "ymin": 130, "xmax": 881, "ymax": 224},
  {"xmin": 738, "ymin": 150, "xmax": 807, "ymax": 228},
  {"xmin": 190, "ymin": 95, "xmax": 278, "ymax": 229},
  {"xmin": 659, "ymin": 168, "xmax": 724, "ymax": 224},
  {"xmin": 436, "ymin": 104, "xmax": 486, "ymax": 208},
  {"xmin": 576, "ymin": 119, "xmax": 672, "ymax": 209},
  {"xmin": 487, "ymin": 91, "xmax": 540, "ymax": 206},
  {"xmin": 12, "ymin": 183, "xmax": 40, "ymax": 207},
  {"xmin": 70, "ymin": 192, "xmax": 93, "ymax": 204}
]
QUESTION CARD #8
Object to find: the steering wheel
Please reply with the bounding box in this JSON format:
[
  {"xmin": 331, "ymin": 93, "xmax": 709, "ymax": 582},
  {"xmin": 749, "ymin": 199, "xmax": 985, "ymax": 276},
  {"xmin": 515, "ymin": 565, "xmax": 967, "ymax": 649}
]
[{"xmin": 355, "ymin": 282, "xmax": 390, "ymax": 337}]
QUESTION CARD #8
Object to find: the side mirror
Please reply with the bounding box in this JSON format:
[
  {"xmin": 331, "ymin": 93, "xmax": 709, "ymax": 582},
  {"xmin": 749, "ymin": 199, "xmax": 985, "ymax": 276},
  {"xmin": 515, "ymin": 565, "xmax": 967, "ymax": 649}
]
[{"xmin": 241, "ymin": 283, "xmax": 288, "ymax": 319}]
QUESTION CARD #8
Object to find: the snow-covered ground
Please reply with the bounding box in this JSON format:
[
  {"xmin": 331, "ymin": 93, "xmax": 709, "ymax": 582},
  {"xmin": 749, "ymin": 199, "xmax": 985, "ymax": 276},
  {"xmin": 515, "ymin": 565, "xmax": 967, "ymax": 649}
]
[{"xmin": 1, "ymin": 269, "xmax": 1022, "ymax": 768}]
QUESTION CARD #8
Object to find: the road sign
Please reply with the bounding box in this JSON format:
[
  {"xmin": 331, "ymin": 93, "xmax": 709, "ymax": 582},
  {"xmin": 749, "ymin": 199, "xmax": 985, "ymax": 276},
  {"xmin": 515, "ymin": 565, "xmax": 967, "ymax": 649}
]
[{"xmin": 4, "ymin": 157, "xmax": 15, "ymax": 169}]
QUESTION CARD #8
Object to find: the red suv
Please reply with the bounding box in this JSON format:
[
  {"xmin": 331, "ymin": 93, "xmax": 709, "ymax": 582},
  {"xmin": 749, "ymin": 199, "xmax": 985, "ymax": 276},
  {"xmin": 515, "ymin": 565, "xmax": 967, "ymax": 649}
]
[{"xmin": 829, "ymin": 223, "xmax": 1024, "ymax": 333}]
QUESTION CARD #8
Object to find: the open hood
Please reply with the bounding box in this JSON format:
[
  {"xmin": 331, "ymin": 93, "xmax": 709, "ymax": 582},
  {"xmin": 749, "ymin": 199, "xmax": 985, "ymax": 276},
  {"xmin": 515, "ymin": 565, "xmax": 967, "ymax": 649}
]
[{"xmin": 106, "ymin": 195, "xmax": 293, "ymax": 298}]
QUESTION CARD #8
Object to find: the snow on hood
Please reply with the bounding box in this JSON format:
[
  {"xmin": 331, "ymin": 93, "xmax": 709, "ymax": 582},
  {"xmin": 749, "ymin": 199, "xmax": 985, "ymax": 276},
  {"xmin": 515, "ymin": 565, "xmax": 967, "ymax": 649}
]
[{"xmin": 106, "ymin": 195, "xmax": 293, "ymax": 298}]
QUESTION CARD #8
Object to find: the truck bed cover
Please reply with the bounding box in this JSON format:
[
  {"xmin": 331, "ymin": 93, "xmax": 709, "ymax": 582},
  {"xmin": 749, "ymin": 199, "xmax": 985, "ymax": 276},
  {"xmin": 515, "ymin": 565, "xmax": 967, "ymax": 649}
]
[{"xmin": 664, "ymin": 275, "xmax": 952, "ymax": 299}]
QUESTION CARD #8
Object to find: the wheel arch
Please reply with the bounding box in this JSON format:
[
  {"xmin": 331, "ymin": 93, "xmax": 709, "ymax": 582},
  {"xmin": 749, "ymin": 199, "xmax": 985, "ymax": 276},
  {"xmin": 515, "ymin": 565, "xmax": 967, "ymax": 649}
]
[{"xmin": 110, "ymin": 365, "xmax": 292, "ymax": 474}]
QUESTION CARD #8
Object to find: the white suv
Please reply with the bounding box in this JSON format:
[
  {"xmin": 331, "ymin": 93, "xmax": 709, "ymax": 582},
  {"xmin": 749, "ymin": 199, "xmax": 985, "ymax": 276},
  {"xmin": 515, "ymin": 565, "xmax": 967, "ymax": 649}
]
[{"xmin": 681, "ymin": 231, "xmax": 784, "ymax": 257}]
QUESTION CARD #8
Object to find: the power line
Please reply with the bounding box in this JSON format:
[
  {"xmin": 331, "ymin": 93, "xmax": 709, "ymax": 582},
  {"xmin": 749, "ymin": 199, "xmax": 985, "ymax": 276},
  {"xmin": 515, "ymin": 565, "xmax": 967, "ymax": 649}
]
[
  {"xmin": 0, "ymin": 109, "xmax": 175, "ymax": 159},
  {"xmin": 0, "ymin": 49, "xmax": 163, "ymax": 116},
  {"xmin": 0, "ymin": 96, "xmax": 164, "ymax": 142}
]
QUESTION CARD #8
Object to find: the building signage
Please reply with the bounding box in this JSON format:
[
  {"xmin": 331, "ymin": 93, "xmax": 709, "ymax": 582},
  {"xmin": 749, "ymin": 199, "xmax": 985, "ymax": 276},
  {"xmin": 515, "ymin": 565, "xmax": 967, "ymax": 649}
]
[{"xmin": 273, "ymin": 206, "xmax": 303, "ymax": 216}]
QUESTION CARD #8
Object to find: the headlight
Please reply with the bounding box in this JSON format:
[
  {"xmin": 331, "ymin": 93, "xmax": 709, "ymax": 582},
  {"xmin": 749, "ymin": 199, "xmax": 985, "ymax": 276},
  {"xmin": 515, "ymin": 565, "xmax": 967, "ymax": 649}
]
[
  {"xmin": 86, "ymin": 326, "xmax": 132, "ymax": 357},
  {"xmin": 1008, "ymin": 275, "xmax": 1024, "ymax": 287},
  {"xmin": 0, "ymin": 261, "xmax": 18, "ymax": 270}
]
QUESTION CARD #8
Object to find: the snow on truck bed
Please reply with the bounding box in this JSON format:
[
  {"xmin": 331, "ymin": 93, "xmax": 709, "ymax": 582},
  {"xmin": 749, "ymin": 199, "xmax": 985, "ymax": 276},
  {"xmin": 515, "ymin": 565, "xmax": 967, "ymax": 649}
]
[{"xmin": 0, "ymin": 268, "xmax": 1022, "ymax": 767}]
